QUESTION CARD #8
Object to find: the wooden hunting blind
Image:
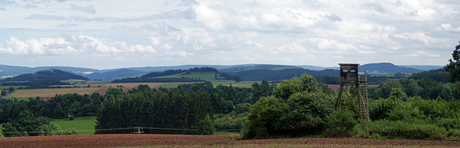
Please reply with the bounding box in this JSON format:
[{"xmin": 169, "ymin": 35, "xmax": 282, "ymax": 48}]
[
  {"xmin": 339, "ymin": 64, "xmax": 359, "ymax": 85},
  {"xmin": 336, "ymin": 63, "xmax": 370, "ymax": 123}
]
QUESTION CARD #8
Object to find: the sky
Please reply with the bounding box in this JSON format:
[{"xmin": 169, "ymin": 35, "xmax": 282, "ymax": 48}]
[{"xmin": 0, "ymin": 0, "xmax": 459, "ymax": 69}]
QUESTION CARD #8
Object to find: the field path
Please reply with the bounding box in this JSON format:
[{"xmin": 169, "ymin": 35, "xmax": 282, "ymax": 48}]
[{"xmin": 1, "ymin": 134, "xmax": 460, "ymax": 148}]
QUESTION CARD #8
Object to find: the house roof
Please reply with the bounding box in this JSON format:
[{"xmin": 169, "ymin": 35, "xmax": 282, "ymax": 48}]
[{"xmin": 40, "ymin": 98, "xmax": 52, "ymax": 101}]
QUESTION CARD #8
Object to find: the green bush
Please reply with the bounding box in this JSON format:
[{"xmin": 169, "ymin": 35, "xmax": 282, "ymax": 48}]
[
  {"xmin": 369, "ymin": 88, "xmax": 403, "ymax": 120},
  {"xmin": 197, "ymin": 115, "xmax": 215, "ymax": 135},
  {"xmin": 369, "ymin": 120, "xmax": 445, "ymax": 140},
  {"xmin": 429, "ymin": 117, "xmax": 460, "ymax": 131},
  {"xmin": 214, "ymin": 111, "xmax": 247, "ymax": 130},
  {"xmin": 325, "ymin": 109, "xmax": 357, "ymax": 137}
]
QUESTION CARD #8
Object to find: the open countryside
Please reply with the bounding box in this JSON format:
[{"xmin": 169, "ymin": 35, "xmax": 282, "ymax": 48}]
[
  {"xmin": 2, "ymin": 0, "xmax": 460, "ymax": 147},
  {"xmin": 4, "ymin": 81, "xmax": 257, "ymax": 99}
]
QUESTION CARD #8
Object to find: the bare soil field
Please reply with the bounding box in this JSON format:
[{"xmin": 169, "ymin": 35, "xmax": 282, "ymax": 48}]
[
  {"xmin": 327, "ymin": 84, "xmax": 379, "ymax": 92},
  {"xmin": 6, "ymin": 88, "xmax": 101, "ymax": 98},
  {"xmin": 1, "ymin": 134, "xmax": 459, "ymax": 148}
]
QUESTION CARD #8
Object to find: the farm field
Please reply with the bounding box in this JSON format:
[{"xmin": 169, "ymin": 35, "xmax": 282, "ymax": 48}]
[
  {"xmin": 0, "ymin": 134, "xmax": 459, "ymax": 148},
  {"xmin": 161, "ymin": 81, "xmax": 261, "ymax": 88},
  {"xmin": 4, "ymin": 87, "xmax": 101, "ymax": 98},
  {"xmin": 51, "ymin": 117, "xmax": 97, "ymax": 135}
]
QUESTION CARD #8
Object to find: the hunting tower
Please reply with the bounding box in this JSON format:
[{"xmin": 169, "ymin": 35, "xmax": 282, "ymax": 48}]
[{"xmin": 336, "ymin": 63, "xmax": 370, "ymax": 123}]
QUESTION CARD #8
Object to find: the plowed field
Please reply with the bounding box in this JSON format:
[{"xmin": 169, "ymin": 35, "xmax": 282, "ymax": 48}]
[{"xmin": 1, "ymin": 134, "xmax": 459, "ymax": 148}]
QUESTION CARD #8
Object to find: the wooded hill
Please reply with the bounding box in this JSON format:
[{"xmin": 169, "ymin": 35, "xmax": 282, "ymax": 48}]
[
  {"xmin": 112, "ymin": 67, "xmax": 240, "ymax": 83},
  {"xmin": 360, "ymin": 63, "xmax": 422, "ymax": 73},
  {"xmin": 218, "ymin": 64, "xmax": 303, "ymax": 73},
  {"xmin": 231, "ymin": 69, "xmax": 338, "ymax": 81},
  {"xmin": 1, "ymin": 69, "xmax": 89, "ymax": 82},
  {"xmin": 85, "ymin": 69, "xmax": 147, "ymax": 81}
]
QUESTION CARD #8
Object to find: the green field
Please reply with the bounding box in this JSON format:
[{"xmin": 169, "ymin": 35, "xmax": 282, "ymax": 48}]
[
  {"xmin": 0, "ymin": 86, "xmax": 26, "ymax": 90},
  {"xmin": 161, "ymin": 81, "xmax": 260, "ymax": 88},
  {"xmin": 155, "ymin": 72, "xmax": 224, "ymax": 81},
  {"xmin": 51, "ymin": 117, "xmax": 97, "ymax": 135}
]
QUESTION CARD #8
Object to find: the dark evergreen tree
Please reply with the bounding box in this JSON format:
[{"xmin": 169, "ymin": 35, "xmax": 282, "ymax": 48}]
[{"xmin": 53, "ymin": 104, "xmax": 65, "ymax": 119}]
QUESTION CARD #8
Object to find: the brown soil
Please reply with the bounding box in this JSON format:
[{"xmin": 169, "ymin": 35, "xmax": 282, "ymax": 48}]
[{"xmin": 1, "ymin": 134, "xmax": 459, "ymax": 148}]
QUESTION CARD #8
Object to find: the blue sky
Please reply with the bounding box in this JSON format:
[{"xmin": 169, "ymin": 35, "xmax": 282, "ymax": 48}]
[{"xmin": 0, "ymin": 0, "xmax": 458, "ymax": 69}]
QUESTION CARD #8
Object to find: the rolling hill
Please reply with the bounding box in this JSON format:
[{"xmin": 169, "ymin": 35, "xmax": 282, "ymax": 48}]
[
  {"xmin": 85, "ymin": 69, "xmax": 147, "ymax": 81},
  {"xmin": 2, "ymin": 69, "xmax": 89, "ymax": 82},
  {"xmin": 112, "ymin": 67, "xmax": 239, "ymax": 83},
  {"xmin": 0, "ymin": 63, "xmax": 440, "ymax": 81},
  {"xmin": 232, "ymin": 69, "xmax": 339, "ymax": 81},
  {"xmin": 359, "ymin": 63, "xmax": 422, "ymax": 73}
]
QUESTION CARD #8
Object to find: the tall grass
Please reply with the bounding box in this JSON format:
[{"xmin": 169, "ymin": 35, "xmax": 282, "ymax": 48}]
[{"xmin": 368, "ymin": 120, "xmax": 445, "ymax": 140}]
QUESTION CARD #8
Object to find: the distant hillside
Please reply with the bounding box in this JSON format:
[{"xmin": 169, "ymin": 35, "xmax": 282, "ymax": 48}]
[
  {"xmin": 409, "ymin": 68, "xmax": 450, "ymax": 83},
  {"xmin": 219, "ymin": 64, "xmax": 303, "ymax": 73},
  {"xmin": 359, "ymin": 63, "xmax": 422, "ymax": 73},
  {"xmin": 233, "ymin": 69, "xmax": 339, "ymax": 81},
  {"xmin": 86, "ymin": 69, "xmax": 147, "ymax": 80},
  {"xmin": 1, "ymin": 69, "xmax": 89, "ymax": 82},
  {"xmin": 400, "ymin": 65, "xmax": 444, "ymax": 71},
  {"xmin": 0, "ymin": 63, "xmax": 442, "ymax": 80},
  {"xmin": 127, "ymin": 64, "xmax": 256, "ymax": 72},
  {"xmin": 295, "ymin": 65, "xmax": 339, "ymax": 71},
  {"xmin": 112, "ymin": 67, "xmax": 239, "ymax": 83}
]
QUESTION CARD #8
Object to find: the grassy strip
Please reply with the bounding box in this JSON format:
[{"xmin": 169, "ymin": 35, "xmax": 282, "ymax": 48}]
[{"xmin": 0, "ymin": 86, "xmax": 26, "ymax": 90}]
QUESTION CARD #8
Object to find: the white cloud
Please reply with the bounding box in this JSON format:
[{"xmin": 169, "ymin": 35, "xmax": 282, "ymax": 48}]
[
  {"xmin": 0, "ymin": 0, "xmax": 459, "ymax": 68},
  {"xmin": 194, "ymin": 4, "xmax": 224, "ymax": 30},
  {"xmin": 406, "ymin": 50, "xmax": 441, "ymax": 58},
  {"xmin": 308, "ymin": 38, "xmax": 357, "ymax": 51},
  {"xmin": 70, "ymin": 4, "xmax": 96, "ymax": 14},
  {"xmin": 0, "ymin": 37, "xmax": 74, "ymax": 55},
  {"xmin": 150, "ymin": 37, "xmax": 160, "ymax": 45},
  {"xmin": 440, "ymin": 23, "xmax": 460, "ymax": 31},
  {"xmin": 55, "ymin": 23, "xmax": 78, "ymax": 28},
  {"xmin": 24, "ymin": 14, "xmax": 66, "ymax": 20},
  {"xmin": 394, "ymin": 32, "xmax": 446, "ymax": 45}
]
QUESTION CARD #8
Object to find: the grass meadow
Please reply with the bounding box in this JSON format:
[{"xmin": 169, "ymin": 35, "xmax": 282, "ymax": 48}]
[
  {"xmin": 51, "ymin": 116, "xmax": 97, "ymax": 135},
  {"xmin": 0, "ymin": 86, "xmax": 26, "ymax": 90}
]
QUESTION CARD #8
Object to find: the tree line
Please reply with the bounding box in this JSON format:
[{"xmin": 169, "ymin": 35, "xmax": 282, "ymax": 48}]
[{"xmin": 96, "ymin": 86, "xmax": 214, "ymax": 134}]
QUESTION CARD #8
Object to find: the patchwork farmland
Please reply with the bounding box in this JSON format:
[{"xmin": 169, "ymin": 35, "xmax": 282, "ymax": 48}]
[
  {"xmin": 5, "ymin": 87, "xmax": 101, "ymax": 98},
  {"xmin": 5, "ymin": 82, "xmax": 166, "ymax": 98}
]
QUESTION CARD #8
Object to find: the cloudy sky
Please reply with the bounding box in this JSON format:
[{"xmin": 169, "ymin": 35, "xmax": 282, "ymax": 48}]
[{"xmin": 0, "ymin": 0, "xmax": 458, "ymax": 69}]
